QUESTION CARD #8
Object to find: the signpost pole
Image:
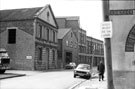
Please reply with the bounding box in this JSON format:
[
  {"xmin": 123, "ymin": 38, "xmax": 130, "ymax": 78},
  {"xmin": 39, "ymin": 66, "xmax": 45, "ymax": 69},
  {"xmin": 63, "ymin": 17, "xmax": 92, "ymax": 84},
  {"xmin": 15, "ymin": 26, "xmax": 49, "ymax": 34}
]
[{"xmin": 102, "ymin": 0, "xmax": 115, "ymax": 89}]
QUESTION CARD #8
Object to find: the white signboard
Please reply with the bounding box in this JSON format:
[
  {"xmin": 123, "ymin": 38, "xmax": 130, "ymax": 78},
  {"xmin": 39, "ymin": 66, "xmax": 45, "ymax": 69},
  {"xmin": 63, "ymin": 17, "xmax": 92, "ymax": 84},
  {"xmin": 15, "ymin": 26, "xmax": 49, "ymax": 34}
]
[
  {"xmin": 101, "ymin": 21, "xmax": 112, "ymax": 38},
  {"xmin": 26, "ymin": 56, "xmax": 32, "ymax": 60}
]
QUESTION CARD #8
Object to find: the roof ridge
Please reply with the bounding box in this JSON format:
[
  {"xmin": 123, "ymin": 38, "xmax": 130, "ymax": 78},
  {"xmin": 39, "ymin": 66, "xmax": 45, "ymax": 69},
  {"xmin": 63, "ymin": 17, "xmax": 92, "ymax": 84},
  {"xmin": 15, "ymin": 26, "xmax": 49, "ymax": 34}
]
[{"xmin": 0, "ymin": 7, "xmax": 43, "ymax": 11}]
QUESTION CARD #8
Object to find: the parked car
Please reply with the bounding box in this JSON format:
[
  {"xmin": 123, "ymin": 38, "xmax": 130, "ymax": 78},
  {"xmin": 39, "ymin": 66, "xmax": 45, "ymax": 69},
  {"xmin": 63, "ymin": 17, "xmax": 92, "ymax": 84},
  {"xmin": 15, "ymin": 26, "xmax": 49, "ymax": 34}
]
[
  {"xmin": 0, "ymin": 48, "xmax": 10, "ymax": 74},
  {"xmin": 74, "ymin": 64, "xmax": 91, "ymax": 79},
  {"xmin": 65, "ymin": 62, "xmax": 76, "ymax": 69}
]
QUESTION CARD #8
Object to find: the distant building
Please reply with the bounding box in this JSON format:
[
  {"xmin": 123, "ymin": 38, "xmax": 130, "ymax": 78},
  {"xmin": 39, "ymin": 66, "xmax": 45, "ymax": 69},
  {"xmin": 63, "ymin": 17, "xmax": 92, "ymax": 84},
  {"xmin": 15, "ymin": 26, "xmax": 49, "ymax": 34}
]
[
  {"xmin": 57, "ymin": 28, "xmax": 78, "ymax": 68},
  {"xmin": 56, "ymin": 16, "xmax": 104, "ymax": 66},
  {"xmin": 0, "ymin": 5, "xmax": 58, "ymax": 70},
  {"xmin": 78, "ymin": 28, "xmax": 87, "ymax": 64},
  {"xmin": 86, "ymin": 36, "xmax": 104, "ymax": 67}
]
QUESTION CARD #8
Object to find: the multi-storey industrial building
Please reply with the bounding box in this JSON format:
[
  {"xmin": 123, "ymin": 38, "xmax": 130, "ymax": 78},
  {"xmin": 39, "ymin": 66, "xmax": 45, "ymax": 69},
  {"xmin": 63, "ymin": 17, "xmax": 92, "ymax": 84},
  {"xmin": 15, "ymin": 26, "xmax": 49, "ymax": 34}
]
[{"xmin": 56, "ymin": 16, "xmax": 104, "ymax": 67}]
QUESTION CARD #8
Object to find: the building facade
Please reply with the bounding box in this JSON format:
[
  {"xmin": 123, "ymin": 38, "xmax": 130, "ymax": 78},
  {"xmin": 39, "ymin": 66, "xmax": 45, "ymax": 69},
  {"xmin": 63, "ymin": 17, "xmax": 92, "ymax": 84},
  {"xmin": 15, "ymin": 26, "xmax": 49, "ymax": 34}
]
[
  {"xmin": 78, "ymin": 28, "xmax": 87, "ymax": 64},
  {"xmin": 57, "ymin": 28, "xmax": 78, "ymax": 68},
  {"xmin": 56, "ymin": 16, "xmax": 104, "ymax": 66},
  {"xmin": 0, "ymin": 5, "xmax": 58, "ymax": 70},
  {"xmin": 86, "ymin": 36, "xmax": 104, "ymax": 67}
]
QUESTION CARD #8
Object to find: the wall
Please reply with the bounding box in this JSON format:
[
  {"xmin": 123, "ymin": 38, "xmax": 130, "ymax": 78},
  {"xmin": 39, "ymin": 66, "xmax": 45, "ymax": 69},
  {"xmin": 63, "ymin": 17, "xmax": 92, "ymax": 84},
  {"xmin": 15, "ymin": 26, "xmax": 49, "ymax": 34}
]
[
  {"xmin": 56, "ymin": 18, "xmax": 66, "ymax": 28},
  {"xmin": 0, "ymin": 20, "xmax": 35, "ymax": 70},
  {"xmin": 104, "ymin": 1, "xmax": 135, "ymax": 88},
  {"xmin": 109, "ymin": 0, "xmax": 135, "ymax": 71},
  {"xmin": 62, "ymin": 29, "xmax": 78, "ymax": 66}
]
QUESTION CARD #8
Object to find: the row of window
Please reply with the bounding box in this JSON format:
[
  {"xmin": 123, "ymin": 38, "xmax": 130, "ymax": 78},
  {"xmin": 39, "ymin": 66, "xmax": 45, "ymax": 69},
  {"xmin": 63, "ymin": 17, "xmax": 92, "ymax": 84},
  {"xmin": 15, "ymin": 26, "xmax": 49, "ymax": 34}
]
[
  {"xmin": 37, "ymin": 47, "xmax": 56, "ymax": 61},
  {"xmin": 7, "ymin": 27, "xmax": 103, "ymax": 55},
  {"xmin": 79, "ymin": 46, "xmax": 86, "ymax": 53},
  {"xmin": 66, "ymin": 40, "xmax": 77, "ymax": 48},
  {"xmin": 36, "ymin": 23, "xmax": 57, "ymax": 43},
  {"xmin": 79, "ymin": 33, "xmax": 86, "ymax": 44},
  {"xmin": 7, "ymin": 25, "xmax": 57, "ymax": 44},
  {"xmin": 78, "ymin": 55, "xmax": 103, "ymax": 66},
  {"xmin": 79, "ymin": 44, "xmax": 104, "ymax": 55}
]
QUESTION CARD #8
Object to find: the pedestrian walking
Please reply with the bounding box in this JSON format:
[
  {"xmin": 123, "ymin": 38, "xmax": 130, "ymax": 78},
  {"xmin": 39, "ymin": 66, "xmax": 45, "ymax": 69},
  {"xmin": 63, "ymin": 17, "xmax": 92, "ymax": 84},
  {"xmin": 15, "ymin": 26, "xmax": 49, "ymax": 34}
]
[{"xmin": 97, "ymin": 61, "xmax": 105, "ymax": 81}]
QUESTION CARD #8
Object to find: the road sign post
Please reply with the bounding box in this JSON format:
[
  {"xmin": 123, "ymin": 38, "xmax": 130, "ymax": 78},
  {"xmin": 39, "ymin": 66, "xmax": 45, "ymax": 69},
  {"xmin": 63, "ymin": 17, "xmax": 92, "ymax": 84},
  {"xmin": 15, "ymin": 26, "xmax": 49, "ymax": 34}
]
[{"xmin": 102, "ymin": 0, "xmax": 115, "ymax": 89}]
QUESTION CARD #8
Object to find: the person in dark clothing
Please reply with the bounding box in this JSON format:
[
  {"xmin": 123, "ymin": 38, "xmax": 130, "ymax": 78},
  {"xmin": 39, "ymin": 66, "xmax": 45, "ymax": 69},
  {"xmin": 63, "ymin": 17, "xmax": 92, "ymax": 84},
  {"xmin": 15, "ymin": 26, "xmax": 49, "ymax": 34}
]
[{"xmin": 97, "ymin": 61, "xmax": 105, "ymax": 81}]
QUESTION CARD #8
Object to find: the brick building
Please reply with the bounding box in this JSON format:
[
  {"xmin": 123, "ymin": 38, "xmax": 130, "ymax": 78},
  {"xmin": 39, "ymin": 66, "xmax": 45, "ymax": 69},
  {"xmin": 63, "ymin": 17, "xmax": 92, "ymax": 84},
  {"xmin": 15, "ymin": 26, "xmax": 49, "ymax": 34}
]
[
  {"xmin": 57, "ymin": 28, "xmax": 78, "ymax": 68},
  {"xmin": 56, "ymin": 16, "xmax": 104, "ymax": 66},
  {"xmin": 86, "ymin": 36, "xmax": 104, "ymax": 67},
  {"xmin": 0, "ymin": 5, "xmax": 58, "ymax": 70}
]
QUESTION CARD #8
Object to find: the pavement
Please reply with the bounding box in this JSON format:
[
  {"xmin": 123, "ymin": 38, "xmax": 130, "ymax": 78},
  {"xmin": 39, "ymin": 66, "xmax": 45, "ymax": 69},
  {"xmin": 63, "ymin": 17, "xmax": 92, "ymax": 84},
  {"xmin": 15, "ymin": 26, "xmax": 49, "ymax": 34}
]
[
  {"xmin": 72, "ymin": 71, "xmax": 135, "ymax": 89},
  {"xmin": 72, "ymin": 73, "xmax": 107, "ymax": 89}
]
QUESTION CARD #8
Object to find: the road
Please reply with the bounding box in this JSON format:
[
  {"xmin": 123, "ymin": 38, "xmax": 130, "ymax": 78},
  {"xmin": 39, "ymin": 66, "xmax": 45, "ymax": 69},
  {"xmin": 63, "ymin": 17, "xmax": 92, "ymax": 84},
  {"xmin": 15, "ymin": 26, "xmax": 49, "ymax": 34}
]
[{"xmin": 0, "ymin": 70, "xmax": 86, "ymax": 89}]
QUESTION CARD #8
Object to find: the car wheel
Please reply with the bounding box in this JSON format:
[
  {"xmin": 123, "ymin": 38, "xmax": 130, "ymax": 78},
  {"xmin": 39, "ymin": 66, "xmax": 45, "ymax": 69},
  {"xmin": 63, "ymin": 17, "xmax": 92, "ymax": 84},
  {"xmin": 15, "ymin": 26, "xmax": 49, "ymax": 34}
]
[
  {"xmin": 87, "ymin": 74, "xmax": 91, "ymax": 79},
  {"xmin": 0, "ymin": 69, "xmax": 6, "ymax": 74},
  {"xmin": 74, "ymin": 74, "xmax": 77, "ymax": 78}
]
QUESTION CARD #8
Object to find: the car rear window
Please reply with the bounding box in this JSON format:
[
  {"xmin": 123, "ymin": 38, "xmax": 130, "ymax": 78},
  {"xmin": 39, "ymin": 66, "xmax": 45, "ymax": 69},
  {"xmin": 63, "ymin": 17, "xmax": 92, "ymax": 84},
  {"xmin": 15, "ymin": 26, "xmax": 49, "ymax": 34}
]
[{"xmin": 77, "ymin": 64, "xmax": 90, "ymax": 70}]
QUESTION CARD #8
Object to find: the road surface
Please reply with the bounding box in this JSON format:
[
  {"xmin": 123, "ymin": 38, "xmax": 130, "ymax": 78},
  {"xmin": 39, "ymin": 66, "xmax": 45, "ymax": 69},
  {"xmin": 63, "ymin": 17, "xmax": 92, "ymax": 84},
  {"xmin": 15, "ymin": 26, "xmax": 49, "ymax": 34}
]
[{"xmin": 0, "ymin": 70, "xmax": 86, "ymax": 89}]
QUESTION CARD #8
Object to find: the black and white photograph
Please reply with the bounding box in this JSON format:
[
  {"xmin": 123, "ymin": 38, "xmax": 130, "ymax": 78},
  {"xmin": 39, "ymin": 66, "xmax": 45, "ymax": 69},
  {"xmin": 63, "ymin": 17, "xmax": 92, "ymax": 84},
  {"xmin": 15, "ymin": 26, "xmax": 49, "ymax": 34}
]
[{"xmin": 0, "ymin": 0, "xmax": 135, "ymax": 89}]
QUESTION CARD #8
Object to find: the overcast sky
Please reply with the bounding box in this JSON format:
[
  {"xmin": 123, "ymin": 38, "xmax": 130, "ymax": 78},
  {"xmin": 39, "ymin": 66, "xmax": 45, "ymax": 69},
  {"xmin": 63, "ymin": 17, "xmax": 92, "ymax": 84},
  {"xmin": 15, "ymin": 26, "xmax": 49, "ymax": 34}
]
[{"xmin": 0, "ymin": 0, "xmax": 103, "ymax": 40}]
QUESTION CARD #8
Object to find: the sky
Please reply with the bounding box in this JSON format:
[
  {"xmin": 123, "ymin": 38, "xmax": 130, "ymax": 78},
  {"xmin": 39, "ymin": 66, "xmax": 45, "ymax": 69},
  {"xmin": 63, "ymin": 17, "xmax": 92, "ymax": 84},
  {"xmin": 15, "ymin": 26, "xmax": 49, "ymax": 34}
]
[{"xmin": 0, "ymin": 0, "xmax": 103, "ymax": 40}]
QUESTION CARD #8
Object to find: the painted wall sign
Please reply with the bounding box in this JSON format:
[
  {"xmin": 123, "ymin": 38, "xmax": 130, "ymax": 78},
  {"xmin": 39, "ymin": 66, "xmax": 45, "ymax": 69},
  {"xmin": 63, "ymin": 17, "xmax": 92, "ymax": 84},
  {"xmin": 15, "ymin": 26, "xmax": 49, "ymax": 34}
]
[{"xmin": 110, "ymin": 9, "xmax": 134, "ymax": 15}]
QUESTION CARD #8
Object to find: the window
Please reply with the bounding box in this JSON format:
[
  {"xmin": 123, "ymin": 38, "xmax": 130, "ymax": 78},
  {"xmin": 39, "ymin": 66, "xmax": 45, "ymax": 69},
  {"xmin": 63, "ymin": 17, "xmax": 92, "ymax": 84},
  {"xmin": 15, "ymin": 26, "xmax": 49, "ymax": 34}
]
[
  {"xmin": 36, "ymin": 24, "xmax": 42, "ymax": 38},
  {"xmin": 71, "ymin": 32, "xmax": 72, "ymax": 37},
  {"xmin": 70, "ymin": 41, "xmax": 73, "ymax": 47},
  {"xmin": 53, "ymin": 50, "xmax": 55, "ymax": 61},
  {"xmin": 47, "ymin": 12, "xmax": 50, "ymax": 21},
  {"xmin": 39, "ymin": 48, "xmax": 42, "ymax": 61},
  {"xmin": 53, "ymin": 31, "xmax": 55, "ymax": 42},
  {"xmin": 39, "ymin": 25, "xmax": 42, "ymax": 38},
  {"xmin": 47, "ymin": 28, "xmax": 49, "ymax": 41},
  {"xmin": 8, "ymin": 28, "xmax": 16, "ymax": 44},
  {"xmin": 66, "ymin": 41, "xmax": 69, "ymax": 46}
]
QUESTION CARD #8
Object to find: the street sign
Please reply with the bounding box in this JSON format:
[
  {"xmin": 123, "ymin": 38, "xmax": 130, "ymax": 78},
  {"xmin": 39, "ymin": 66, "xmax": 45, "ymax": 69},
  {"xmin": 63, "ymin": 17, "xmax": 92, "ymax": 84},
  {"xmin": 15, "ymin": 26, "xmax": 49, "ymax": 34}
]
[{"xmin": 101, "ymin": 21, "xmax": 112, "ymax": 38}]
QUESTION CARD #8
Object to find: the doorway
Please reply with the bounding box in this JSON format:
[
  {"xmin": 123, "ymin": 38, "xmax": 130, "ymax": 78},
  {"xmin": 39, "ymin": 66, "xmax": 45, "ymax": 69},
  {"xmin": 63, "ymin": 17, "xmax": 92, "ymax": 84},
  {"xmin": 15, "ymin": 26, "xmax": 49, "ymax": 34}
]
[{"xmin": 65, "ymin": 52, "xmax": 72, "ymax": 64}]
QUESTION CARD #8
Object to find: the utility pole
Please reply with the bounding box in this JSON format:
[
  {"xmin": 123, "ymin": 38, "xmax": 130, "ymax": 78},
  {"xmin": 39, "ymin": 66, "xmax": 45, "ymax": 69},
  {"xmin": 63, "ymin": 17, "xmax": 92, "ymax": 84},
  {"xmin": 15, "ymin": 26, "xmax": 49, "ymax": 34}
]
[
  {"xmin": 102, "ymin": 0, "xmax": 115, "ymax": 89},
  {"xmin": 91, "ymin": 37, "xmax": 95, "ymax": 71}
]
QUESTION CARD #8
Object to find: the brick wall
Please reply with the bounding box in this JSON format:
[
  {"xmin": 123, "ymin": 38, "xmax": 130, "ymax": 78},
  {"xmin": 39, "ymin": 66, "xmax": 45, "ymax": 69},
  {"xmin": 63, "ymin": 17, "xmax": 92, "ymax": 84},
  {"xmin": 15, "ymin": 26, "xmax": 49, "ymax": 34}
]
[{"xmin": 0, "ymin": 20, "xmax": 35, "ymax": 70}]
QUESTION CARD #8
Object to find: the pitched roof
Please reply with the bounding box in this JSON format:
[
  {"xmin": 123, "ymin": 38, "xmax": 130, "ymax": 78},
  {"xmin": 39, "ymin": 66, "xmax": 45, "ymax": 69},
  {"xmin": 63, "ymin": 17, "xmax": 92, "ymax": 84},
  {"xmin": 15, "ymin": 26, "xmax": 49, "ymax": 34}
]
[
  {"xmin": 58, "ymin": 28, "xmax": 71, "ymax": 39},
  {"xmin": 0, "ymin": 5, "xmax": 58, "ymax": 29},
  {"xmin": 0, "ymin": 7, "xmax": 42, "ymax": 21}
]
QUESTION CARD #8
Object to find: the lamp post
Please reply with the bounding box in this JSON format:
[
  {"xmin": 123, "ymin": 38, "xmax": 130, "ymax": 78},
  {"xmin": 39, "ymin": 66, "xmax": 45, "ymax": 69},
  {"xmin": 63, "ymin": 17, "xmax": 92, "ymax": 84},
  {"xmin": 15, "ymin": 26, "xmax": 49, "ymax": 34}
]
[{"xmin": 102, "ymin": 0, "xmax": 115, "ymax": 89}]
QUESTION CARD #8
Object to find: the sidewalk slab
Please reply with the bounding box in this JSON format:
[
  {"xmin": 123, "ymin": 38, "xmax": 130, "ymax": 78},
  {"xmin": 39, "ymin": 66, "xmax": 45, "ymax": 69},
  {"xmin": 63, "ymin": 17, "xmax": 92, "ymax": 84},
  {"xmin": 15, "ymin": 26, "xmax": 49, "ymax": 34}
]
[{"xmin": 75, "ymin": 79, "xmax": 107, "ymax": 89}]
